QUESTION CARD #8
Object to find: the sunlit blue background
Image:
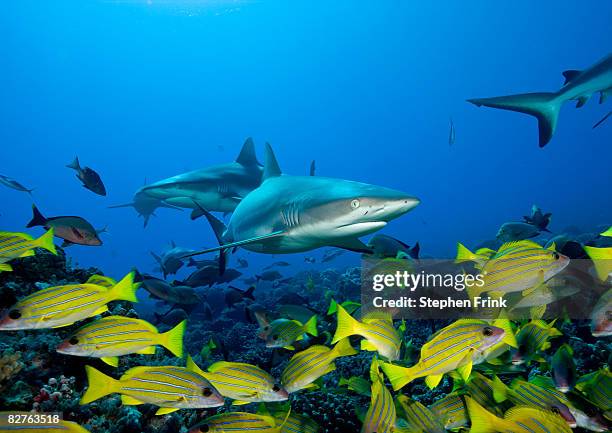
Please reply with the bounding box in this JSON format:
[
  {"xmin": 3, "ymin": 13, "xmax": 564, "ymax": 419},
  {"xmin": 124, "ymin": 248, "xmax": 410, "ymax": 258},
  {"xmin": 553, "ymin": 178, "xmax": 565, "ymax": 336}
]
[{"xmin": 1, "ymin": 0, "xmax": 610, "ymax": 279}]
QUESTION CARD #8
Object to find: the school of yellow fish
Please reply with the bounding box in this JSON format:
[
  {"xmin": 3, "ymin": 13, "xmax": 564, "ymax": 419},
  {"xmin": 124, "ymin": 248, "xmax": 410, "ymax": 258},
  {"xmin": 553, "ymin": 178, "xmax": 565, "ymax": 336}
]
[{"xmin": 0, "ymin": 228, "xmax": 611, "ymax": 433}]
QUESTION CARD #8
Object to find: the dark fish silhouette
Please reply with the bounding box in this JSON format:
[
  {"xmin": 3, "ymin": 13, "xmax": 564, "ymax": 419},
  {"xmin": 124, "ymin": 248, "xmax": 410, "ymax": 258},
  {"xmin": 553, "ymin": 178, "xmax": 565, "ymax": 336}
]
[{"xmin": 66, "ymin": 157, "xmax": 107, "ymax": 196}]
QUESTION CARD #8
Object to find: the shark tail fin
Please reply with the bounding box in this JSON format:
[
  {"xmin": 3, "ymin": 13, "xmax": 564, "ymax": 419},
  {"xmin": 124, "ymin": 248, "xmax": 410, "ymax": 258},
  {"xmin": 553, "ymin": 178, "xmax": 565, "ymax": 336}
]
[
  {"xmin": 66, "ymin": 156, "xmax": 81, "ymax": 171},
  {"xmin": 468, "ymin": 92, "xmax": 561, "ymax": 147},
  {"xmin": 191, "ymin": 201, "xmax": 229, "ymax": 275}
]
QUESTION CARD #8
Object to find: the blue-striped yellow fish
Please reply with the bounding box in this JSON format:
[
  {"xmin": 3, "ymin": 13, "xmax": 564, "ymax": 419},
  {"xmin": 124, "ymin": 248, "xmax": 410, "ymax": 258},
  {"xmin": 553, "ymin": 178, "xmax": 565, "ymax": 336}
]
[
  {"xmin": 457, "ymin": 371, "xmax": 507, "ymax": 417},
  {"xmin": 80, "ymin": 364, "xmax": 224, "ymax": 415},
  {"xmin": 281, "ymin": 337, "xmax": 357, "ymax": 393},
  {"xmin": 264, "ymin": 316, "xmax": 318, "ymax": 350},
  {"xmin": 584, "ymin": 245, "xmax": 612, "ymax": 281},
  {"xmin": 466, "ymin": 396, "xmax": 572, "ymax": 433},
  {"xmin": 492, "ymin": 376, "xmax": 576, "ymax": 426},
  {"xmin": 56, "ymin": 316, "xmax": 186, "ymax": 367},
  {"xmin": 428, "ymin": 393, "xmax": 468, "ymax": 430},
  {"xmin": 0, "ymin": 272, "xmax": 138, "ymax": 330},
  {"xmin": 188, "ymin": 412, "xmax": 282, "ymax": 433},
  {"xmin": 380, "ymin": 319, "xmax": 507, "ymax": 390},
  {"xmin": 185, "ymin": 357, "xmax": 288, "ymax": 404},
  {"xmin": 511, "ymin": 319, "xmax": 562, "ymax": 365},
  {"xmin": 457, "ymin": 240, "xmax": 569, "ymax": 300},
  {"xmin": 0, "ymin": 229, "xmax": 56, "ymax": 272},
  {"xmin": 576, "ymin": 368, "xmax": 611, "ymax": 413},
  {"xmin": 85, "ymin": 274, "xmax": 117, "ymax": 288},
  {"xmin": 0, "ymin": 412, "xmax": 91, "ymax": 433},
  {"xmin": 271, "ymin": 410, "xmax": 320, "ymax": 433},
  {"xmin": 551, "ymin": 344, "xmax": 576, "ymax": 393},
  {"xmin": 361, "ymin": 359, "xmax": 400, "ymax": 433},
  {"xmin": 395, "ymin": 396, "xmax": 445, "ymax": 433},
  {"xmin": 331, "ymin": 304, "xmax": 401, "ymax": 361}
]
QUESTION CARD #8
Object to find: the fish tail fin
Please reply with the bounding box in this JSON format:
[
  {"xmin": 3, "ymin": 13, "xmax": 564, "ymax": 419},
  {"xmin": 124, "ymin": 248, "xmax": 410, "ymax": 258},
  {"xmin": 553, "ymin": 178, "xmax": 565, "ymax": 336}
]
[
  {"xmin": 160, "ymin": 319, "xmax": 186, "ymax": 358},
  {"xmin": 455, "ymin": 242, "xmax": 478, "ymax": 263},
  {"xmin": 330, "ymin": 337, "xmax": 358, "ymax": 358},
  {"xmin": 465, "ymin": 396, "xmax": 502, "ymax": 433},
  {"xmin": 80, "ymin": 365, "xmax": 119, "ymax": 404},
  {"xmin": 583, "ymin": 246, "xmax": 612, "ymax": 281},
  {"xmin": 35, "ymin": 228, "xmax": 57, "ymax": 255},
  {"xmin": 244, "ymin": 285, "xmax": 255, "ymax": 301},
  {"xmin": 327, "ymin": 299, "xmax": 339, "ymax": 315},
  {"xmin": 331, "ymin": 304, "xmax": 360, "ymax": 343},
  {"xmin": 109, "ymin": 272, "xmax": 139, "ymax": 303},
  {"xmin": 303, "ymin": 315, "xmax": 318, "ymax": 337},
  {"xmin": 27, "ymin": 204, "xmax": 47, "ymax": 228},
  {"xmin": 66, "ymin": 156, "xmax": 81, "ymax": 171},
  {"xmin": 468, "ymin": 92, "xmax": 561, "ymax": 147},
  {"xmin": 491, "ymin": 375, "xmax": 509, "ymax": 403},
  {"xmin": 0, "ymin": 263, "xmax": 13, "ymax": 272},
  {"xmin": 379, "ymin": 361, "xmax": 415, "ymax": 391}
]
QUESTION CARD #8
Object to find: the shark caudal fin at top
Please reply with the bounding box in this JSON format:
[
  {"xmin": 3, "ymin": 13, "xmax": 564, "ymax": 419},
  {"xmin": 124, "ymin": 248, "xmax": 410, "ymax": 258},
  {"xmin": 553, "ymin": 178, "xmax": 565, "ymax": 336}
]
[{"xmin": 467, "ymin": 92, "xmax": 562, "ymax": 147}]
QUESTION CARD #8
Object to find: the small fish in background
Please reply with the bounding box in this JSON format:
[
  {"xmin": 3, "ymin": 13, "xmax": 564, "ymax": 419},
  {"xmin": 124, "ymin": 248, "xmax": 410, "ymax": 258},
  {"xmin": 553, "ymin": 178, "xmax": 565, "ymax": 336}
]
[
  {"xmin": 366, "ymin": 234, "xmax": 420, "ymax": 260},
  {"xmin": 281, "ymin": 338, "xmax": 357, "ymax": 393},
  {"xmin": 225, "ymin": 286, "xmax": 255, "ymax": 308},
  {"xmin": 0, "ymin": 229, "xmax": 56, "ymax": 272},
  {"xmin": 511, "ymin": 319, "xmax": 562, "ymax": 365},
  {"xmin": 396, "ymin": 396, "xmax": 446, "ymax": 433},
  {"xmin": 0, "ymin": 272, "xmax": 138, "ymax": 330},
  {"xmin": 186, "ymin": 356, "xmax": 288, "ymax": 404},
  {"xmin": 332, "ymin": 304, "xmax": 401, "ymax": 361},
  {"xmin": 80, "ymin": 364, "xmax": 224, "ymax": 414},
  {"xmin": 56, "ymin": 317, "xmax": 186, "ymax": 367},
  {"xmin": 380, "ymin": 319, "xmax": 506, "ymax": 390},
  {"xmin": 551, "ymin": 344, "xmax": 577, "ymax": 393},
  {"xmin": 496, "ymin": 221, "xmax": 541, "ymax": 242},
  {"xmin": 448, "ymin": 116, "xmax": 456, "ymax": 145},
  {"xmin": 257, "ymin": 269, "xmax": 283, "ymax": 282},
  {"xmin": 588, "ymin": 289, "xmax": 611, "ymax": 337},
  {"xmin": 153, "ymin": 308, "xmax": 188, "ymax": 325},
  {"xmin": 523, "ymin": 205, "xmax": 552, "ymax": 232},
  {"xmin": 465, "ymin": 396, "xmax": 572, "ymax": 433},
  {"xmin": 592, "ymin": 110, "xmax": 611, "ymax": 129},
  {"xmin": 187, "ymin": 412, "xmax": 278, "ymax": 433},
  {"xmin": 237, "ymin": 257, "xmax": 249, "ymax": 268},
  {"xmin": 66, "ymin": 156, "xmax": 107, "ymax": 196},
  {"xmin": 277, "ymin": 304, "xmax": 317, "ymax": 324},
  {"xmin": 187, "ymin": 257, "xmax": 218, "ymax": 269},
  {"xmin": 264, "ymin": 316, "xmax": 318, "ymax": 350},
  {"xmin": 138, "ymin": 273, "xmax": 202, "ymax": 305},
  {"xmin": 0, "ymin": 174, "xmax": 34, "ymax": 195},
  {"xmin": 263, "ymin": 261, "xmax": 290, "ymax": 270},
  {"xmin": 309, "ymin": 159, "xmax": 316, "ymax": 176},
  {"xmin": 150, "ymin": 241, "xmax": 195, "ymax": 278},
  {"xmin": 27, "ymin": 204, "xmax": 103, "ymax": 246},
  {"xmin": 182, "ymin": 265, "xmax": 242, "ymax": 288}
]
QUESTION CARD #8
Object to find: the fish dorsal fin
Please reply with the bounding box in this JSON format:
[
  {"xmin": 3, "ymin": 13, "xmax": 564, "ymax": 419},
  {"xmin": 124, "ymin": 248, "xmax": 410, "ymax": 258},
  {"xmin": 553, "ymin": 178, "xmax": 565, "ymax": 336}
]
[
  {"xmin": 207, "ymin": 361, "xmax": 235, "ymax": 373},
  {"xmin": 562, "ymin": 69, "xmax": 582, "ymax": 85},
  {"xmin": 236, "ymin": 137, "xmax": 260, "ymax": 166},
  {"xmin": 497, "ymin": 240, "xmax": 542, "ymax": 253},
  {"xmin": 186, "ymin": 355, "xmax": 208, "ymax": 377},
  {"xmin": 262, "ymin": 143, "xmax": 282, "ymax": 180}
]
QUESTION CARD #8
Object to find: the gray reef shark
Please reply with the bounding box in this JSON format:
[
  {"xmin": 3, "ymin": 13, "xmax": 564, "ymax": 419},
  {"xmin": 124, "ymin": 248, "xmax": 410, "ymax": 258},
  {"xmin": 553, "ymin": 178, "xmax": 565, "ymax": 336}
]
[
  {"xmin": 184, "ymin": 143, "xmax": 420, "ymax": 271},
  {"xmin": 110, "ymin": 137, "xmax": 263, "ymax": 226},
  {"xmin": 468, "ymin": 53, "xmax": 611, "ymax": 147}
]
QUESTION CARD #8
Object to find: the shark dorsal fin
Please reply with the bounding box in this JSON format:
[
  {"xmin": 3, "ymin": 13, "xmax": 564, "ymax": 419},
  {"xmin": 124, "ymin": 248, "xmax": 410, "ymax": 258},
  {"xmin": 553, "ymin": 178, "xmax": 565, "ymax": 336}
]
[
  {"xmin": 562, "ymin": 69, "xmax": 581, "ymax": 85},
  {"xmin": 236, "ymin": 137, "xmax": 259, "ymax": 166},
  {"xmin": 263, "ymin": 143, "xmax": 282, "ymax": 180}
]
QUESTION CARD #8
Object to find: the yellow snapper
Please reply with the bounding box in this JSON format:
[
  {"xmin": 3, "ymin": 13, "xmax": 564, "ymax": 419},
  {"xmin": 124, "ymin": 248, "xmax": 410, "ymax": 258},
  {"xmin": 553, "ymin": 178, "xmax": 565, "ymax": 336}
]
[
  {"xmin": 281, "ymin": 337, "xmax": 357, "ymax": 393},
  {"xmin": 456, "ymin": 240, "xmax": 569, "ymax": 300},
  {"xmin": 265, "ymin": 316, "xmax": 318, "ymax": 350},
  {"xmin": 188, "ymin": 412, "xmax": 282, "ymax": 433},
  {"xmin": 331, "ymin": 304, "xmax": 401, "ymax": 361},
  {"xmin": 270, "ymin": 410, "xmax": 320, "ymax": 433},
  {"xmin": 185, "ymin": 356, "xmax": 288, "ymax": 404},
  {"xmin": 510, "ymin": 319, "xmax": 562, "ymax": 365},
  {"xmin": 0, "ymin": 228, "xmax": 56, "ymax": 272},
  {"xmin": 361, "ymin": 358, "xmax": 407, "ymax": 433},
  {"xmin": 85, "ymin": 274, "xmax": 117, "ymax": 288},
  {"xmin": 0, "ymin": 412, "xmax": 90, "ymax": 433},
  {"xmin": 465, "ymin": 396, "xmax": 572, "ymax": 433},
  {"xmin": 428, "ymin": 393, "xmax": 468, "ymax": 430},
  {"xmin": 56, "ymin": 316, "xmax": 186, "ymax": 367},
  {"xmin": 0, "ymin": 272, "xmax": 138, "ymax": 330},
  {"xmin": 380, "ymin": 319, "xmax": 506, "ymax": 390},
  {"xmin": 395, "ymin": 396, "xmax": 446, "ymax": 433},
  {"xmin": 80, "ymin": 364, "xmax": 224, "ymax": 415}
]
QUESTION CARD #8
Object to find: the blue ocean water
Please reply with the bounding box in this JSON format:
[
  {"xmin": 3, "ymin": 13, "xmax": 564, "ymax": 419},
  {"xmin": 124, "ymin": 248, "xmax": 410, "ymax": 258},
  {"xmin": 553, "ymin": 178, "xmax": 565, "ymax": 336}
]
[{"xmin": 1, "ymin": 0, "xmax": 610, "ymax": 278}]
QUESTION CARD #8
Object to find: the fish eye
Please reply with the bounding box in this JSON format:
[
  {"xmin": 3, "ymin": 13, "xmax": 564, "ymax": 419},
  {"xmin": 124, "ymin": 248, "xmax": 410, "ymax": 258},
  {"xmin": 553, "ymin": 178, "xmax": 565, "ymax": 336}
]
[
  {"xmin": 199, "ymin": 424, "xmax": 210, "ymax": 432},
  {"xmin": 483, "ymin": 326, "xmax": 493, "ymax": 336},
  {"xmin": 202, "ymin": 387, "xmax": 212, "ymax": 397},
  {"xmin": 8, "ymin": 309, "xmax": 21, "ymax": 320},
  {"xmin": 350, "ymin": 199, "xmax": 360, "ymax": 209},
  {"xmin": 272, "ymin": 334, "xmax": 279, "ymax": 340},
  {"xmin": 553, "ymin": 252, "xmax": 560, "ymax": 260},
  {"xmin": 273, "ymin": 384, "xmax": 280, "ymax": 392},
  {"xmin": 69, "ymin": 337, "xmax": 79, "ymax": 345},
  {"xmin": 263, "ymin": 326, "xmax": 270, "ymax": 331},
  {"xmin": 551, "ymin": 406, "xmax": 560, "ymax": 414}
]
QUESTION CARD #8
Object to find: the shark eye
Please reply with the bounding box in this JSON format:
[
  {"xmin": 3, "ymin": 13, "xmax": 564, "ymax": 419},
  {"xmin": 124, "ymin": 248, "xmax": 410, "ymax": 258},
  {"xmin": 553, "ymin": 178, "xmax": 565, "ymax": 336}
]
[
  {"xmin": 8, "ymin": 309, "xmax": 21, "ymax": 319},
  {"xmin": 202, "ymin": 387, "xmax": 213, "ymax": 397},
  {"xmin": 69, "ymin": 337, "xmax": 79, "ymax": 345},
  {"xmin": 350, "ymin": 199, "xmax": 360, "ymax": 209},
  {"xmin": 483, "ymin": 327, "xmax": 493, "ymax": 336}
]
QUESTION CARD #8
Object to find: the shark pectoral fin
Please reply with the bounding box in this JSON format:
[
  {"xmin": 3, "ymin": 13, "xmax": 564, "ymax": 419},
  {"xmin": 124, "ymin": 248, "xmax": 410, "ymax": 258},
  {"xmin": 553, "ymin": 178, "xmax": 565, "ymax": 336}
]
[
  {"xmin": 331, "ymin": 238, "xmax": 372, "ymax": 254},
  {"xmin": 600, "ymin": 90, "xmax": 609, "ymax": 104},
  {"xmin": 576, "ymin": 95, "xmax": 590, "ymax": 108},
  {"xmin": 155, "ymin": 407, "xmax": 180, "ymax": 415}
]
